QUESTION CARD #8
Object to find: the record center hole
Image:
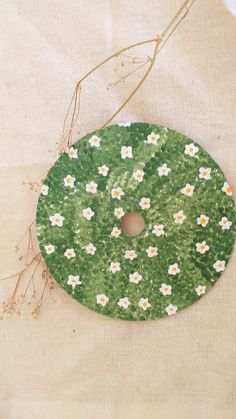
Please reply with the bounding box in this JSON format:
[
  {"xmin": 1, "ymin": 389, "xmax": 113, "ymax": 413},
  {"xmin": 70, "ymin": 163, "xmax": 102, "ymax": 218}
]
[{"xmin": 120, "ymin": 212, "xmax": 145, "ymax": 237}]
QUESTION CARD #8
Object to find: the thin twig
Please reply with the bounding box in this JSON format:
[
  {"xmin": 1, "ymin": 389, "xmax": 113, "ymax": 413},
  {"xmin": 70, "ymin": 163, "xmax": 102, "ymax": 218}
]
[
  {"xmin": 15, "ymin": 220, "xmax": 35, "ymax": 249},
  {"xmin": 61, "ymin": 0, "xmax": 195, "ymax": 145}
]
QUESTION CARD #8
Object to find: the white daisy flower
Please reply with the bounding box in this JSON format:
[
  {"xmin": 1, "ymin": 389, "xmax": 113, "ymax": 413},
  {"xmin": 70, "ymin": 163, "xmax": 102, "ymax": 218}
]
[
  {"xmin": 109, "ymin": 261, "xmax": 121, "ymax": 273},
  {"xmin": 98, "ymin": 164, "xmax": 109, "ymax": 176},
  {"xmin": 157, "ymin": 163, "xmax": 171, "ymax": 177},
  {"xmin": 111, "ymin": 227, "xmax": 121, "ymax": 238},
  {"xmin": 49, "ymin": 213, "xmax": 65, "ymax": 227},
  {"xmin": 138, "ymin": 297, "xmax": 151, "ymax": 310},
  {"xmin": 66, "ymin": 147, "xmax": 78, "ymax": 159},
  {"xmin": 133, "ymin": 169, "xmax": 144, "ymax": 183},
  {"xmin": 67, "ymin": 275, "xmax": 81, "ymax": 289},
  {"xmin": 118, "ymin": 122, "xmax": 132, "ymax": 127},
  {"xmin": 111, "ymin": 187, "xmax": 124, "ymax": 200},
  {"xmin": 184, "ymin": 143, "xmax": 199, "ymax": 157},
  {"xmin": 165, "ymin": 304, "xmax": 178, "ymax": 316},
  {"xmin": 181, "ymin": 183, "xmax": 195, "ymax": 197},
  {"xmin": 195, "ymin": 285, "xmax": 206, "ymax": 296},
  {"xmin": 86, "ymin": 181, "xmax": 98, "ymax": 193},
  {"xmin": 199, "ymin": 167, "xmax": 211, "ymax": 180},
  {"xmin": 121, "ymin": 146, "xmax": 133, "ymax": 159},
  {"xmin": 139, "ymin": 197, "xmax": 151, "ymax": 209},
  {"xmin": 197, "ymin": 214, "xmax": 209, "ymax": 227},
  {"xmin": 85, "ymin": 243, "xmax": 96, "ymax": 255},
  {"xmin": 196, "ymin": 241, "xmax": 209, "ymax": 254},
  {"xmin": 213, "ymin": 260, "xmax": 226, "ymax": 272},
  {"xmin": 41, "ymin": 184, "xmax": 49, "ymax": 196},
  {"xmin": 82, "ymin": 207, "xmax": 94, "ymax": 220},
  {"xmin": 147, "ymin": 132, "xmax": 160, "ymax": 145},
  {"xmin": 114, "ymin": 207, "xmax": 125, "ymax": 219},
  {"xmin": 168, "ymin": 263, "xmax": 180, "ymax": 275},
  {"xmin": 88, "ymin": 135, "xmax": 101, "ymax": 148},
  {"xmin": 219, "ymin": 216, "xmax": 232, "ymax": 230},
  {"xmin": 96, "ymin": 294, "xmax": 109, "ymax": 306},
  {"xmin": 152, "ymin": 224, "xmax": 165, "ymax": 237},
  {"xmin": 173, "ymin": 210, "xmax": 186, "ymax": 224},
  {"xmin": 146, "ymin": 246, "xmax": 158, "ymax": 257},
  {"xmin": 124, "ymin": 249, "xmax": 137, "ymax": 260},
  {"xmin": 117, "ymin": 297, "xmax": 131, "ymax": 309},
  {"xmin": 129, "ymin": 272, "xmax": 142, "ymax": 284},
  {"xmin": 159, "ymin": 283, "xmax": 172, "ymax": 296},
  {"xmin": 64, "ymin": 175, "xmax": 76, "ymax": 188},
  {"xmin": 222, "ymin": 182, "xmax": 232, "ymax": 196},
  {"xmin": 64, "ymin": 248, "xmax": 76, "ymax": 259},
  {"xmin": 44, "ymin": 244, "xmax": 55, "ymax": 254}
]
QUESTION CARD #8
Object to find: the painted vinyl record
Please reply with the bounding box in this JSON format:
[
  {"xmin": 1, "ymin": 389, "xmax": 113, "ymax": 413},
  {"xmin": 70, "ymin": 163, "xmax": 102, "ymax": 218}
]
[{"xmin": 36, "ymin": 123, "xmax": 236, "ymax": 320}]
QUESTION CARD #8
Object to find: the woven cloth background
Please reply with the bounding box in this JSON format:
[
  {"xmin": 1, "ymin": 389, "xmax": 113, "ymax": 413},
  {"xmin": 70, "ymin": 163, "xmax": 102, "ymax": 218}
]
[{"xmin": 0, "ymin": 1, "xmax": 236, "ymax": 418}]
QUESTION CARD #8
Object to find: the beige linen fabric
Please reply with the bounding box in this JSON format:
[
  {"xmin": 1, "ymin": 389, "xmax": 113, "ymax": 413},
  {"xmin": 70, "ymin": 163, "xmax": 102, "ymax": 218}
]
[{"xmin": 0, "ymin": 0, "xmax": 236, "ymax": 418}]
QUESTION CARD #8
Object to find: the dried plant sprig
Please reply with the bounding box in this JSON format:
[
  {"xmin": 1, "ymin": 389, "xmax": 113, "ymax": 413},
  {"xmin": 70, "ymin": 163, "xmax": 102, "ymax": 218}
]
[
  {"xmin": 107, "ymin": 54, "xmax": 151, "ymax": 90},
  {"xmin": 14, "ymin": 220, "xmax": 36, "ymax": 264},
  {"xmin": 60, "ymin": 0, "xmax": 195, "ymax": 151},
  {"xmin": 1, "ymin": 220, "xmax": 54, "ymax": 318},
  {"xmin": 2, "ymin": 0, "xmax": 196, "ymax": 319},
  {"xmin": 1, "ymin": 253, "xmax": 54, "ymax": 319},
  {"xmin": 2, "ymin": 252, "xmax": 40, "ymax": 316},
  {"xmin": 31, "ymin": 273, "xmax": 49, "ymax": 320}
]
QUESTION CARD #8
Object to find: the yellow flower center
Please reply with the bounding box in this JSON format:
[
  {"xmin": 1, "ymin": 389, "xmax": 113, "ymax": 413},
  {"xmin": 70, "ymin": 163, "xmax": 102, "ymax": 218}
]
[
  {"xmin": 226, "ymin": 185, "xmax": 232, "ymax": 193},
  {"xmin": 186, "ymin": 187, "xmax": 192, "ymax": 193}
]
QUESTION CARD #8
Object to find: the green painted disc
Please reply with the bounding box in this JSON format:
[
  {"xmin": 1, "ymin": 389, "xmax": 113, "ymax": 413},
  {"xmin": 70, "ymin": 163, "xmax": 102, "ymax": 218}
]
[{"xmin": 36, "ymin": 123, "xmax": 236, "ymax": 320}]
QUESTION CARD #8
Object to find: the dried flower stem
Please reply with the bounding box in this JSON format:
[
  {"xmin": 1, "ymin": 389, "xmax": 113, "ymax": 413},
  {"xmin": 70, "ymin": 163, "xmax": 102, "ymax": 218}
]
[
  {"xmin": 60, "ymin": 0, "xmax": 195, "ymax": 150},
  {"xmin": 17, "ymin": 255, "xmax": 43, "ymax": 313},
  {"xmin": 108, "ymin": 55, "xmax": 151, "ymax": 89},
  {"xmin": 2, "ymin": 252, "xmax": 41, "ymax": 316},
  {"xmin": 32, "ymin": 277, "xmax": 49, "ymax": 320}
]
